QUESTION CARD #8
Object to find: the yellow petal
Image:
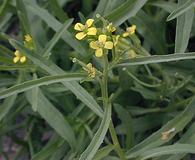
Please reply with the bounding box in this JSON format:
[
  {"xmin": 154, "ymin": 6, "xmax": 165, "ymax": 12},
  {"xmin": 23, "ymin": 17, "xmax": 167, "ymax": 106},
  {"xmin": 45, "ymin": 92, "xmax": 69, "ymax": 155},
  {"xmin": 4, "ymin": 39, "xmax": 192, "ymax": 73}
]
[
  {"xmin": 113, "ymin": 35, "xmax": 120, "ymax": 46},
  {"xmin": 86, "ymin": 19, "xmax": 94, "ymax": 27},
  {"xmin": 123, "ymin": 32, "xmax": 129, "ymax": 37},
  {"xmin": 127, "ymin": 25, "xmax": 136, "ymax": 34},
  {"xmin": 95, "ymin": 48, "xmax": 103, "ymax": 57},
  {"xmin": 20, "ymin": 56, "xmax": 26, "ymax": 63},
  {"xmin": 24, "ymin": 34, "xmax": 32, "ymax": 42},
  {"xmin": 98, "ymin": 35, "xmax": 107, "ymax": 43},
  {"xmin": 90, "ymin": 41, "xmax": 99, "ymax": 49},
  {"xmin": 89, "ymin": 68, "xmax": 96, "ymax": 78},
  {"xmin": 86, "ymin": 63, "xmax": 93, "ymax": 68},
  {"xmin": 74, "ymin": 23, "xmax": 85, "ymax": 31},
  {"xmin": 14, "ymin": 50, "xmax": 21, "ymax": 57},
  {"xmin": 104, "ymin": 41, "xmax": 113, "ymax": 49},
  {"xmin": 13, "ymin": 57, "xmax": 20, "ymax": 63},
  {"xmin": 87, "ymin": 27, "xmax": 97, "ymax": 35},
  {"xmin": 75, "ymin": 32, "xmax": 86, "ymax": 40},
  {"xmin": 106, "ymin": 23, "xmax": 116, "ymax": 32},
  {"xmin": 127, "ymin": 50, "xmax": 136, "ymax": 58}
]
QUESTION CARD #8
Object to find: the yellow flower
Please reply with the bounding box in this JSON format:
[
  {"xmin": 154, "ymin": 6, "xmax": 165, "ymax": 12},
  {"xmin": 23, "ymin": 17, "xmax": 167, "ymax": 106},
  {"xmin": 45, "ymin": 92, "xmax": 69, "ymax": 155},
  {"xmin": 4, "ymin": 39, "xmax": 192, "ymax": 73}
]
[
  {"xmin": 24, "ymin": 34, "xmax": 34, "ymax": 50},
  {"xmin": 83, "ymin": 63, "xmax": 96, "ymax": 78},
  {"xmin": 74, "ymin": 19, "xmax": 97, "ymax": 40},
  {"xmin": 127, "ymin": 49, "xmax": 136, "ymax": 59},
  {"xmin": 13, "ymin": 50, "xmax": 26, "ymax": 63},
  {"xmin": 24, "ymin": 34, "xmax": 32, "ymax": 42},
  {"xmin": 106, "ymin": 23, "xmax": 116, "ymax": 32},
  {"xmin": 89, "ymin": 35, "xmax": 113, "ymax": 57},
  {"xmin": 123, "ymin": 25, "xmax": 136, "ymax": 37},
  {"xmin": 112, "ymin": 35, "xmax": 120, "ymax": 46}
]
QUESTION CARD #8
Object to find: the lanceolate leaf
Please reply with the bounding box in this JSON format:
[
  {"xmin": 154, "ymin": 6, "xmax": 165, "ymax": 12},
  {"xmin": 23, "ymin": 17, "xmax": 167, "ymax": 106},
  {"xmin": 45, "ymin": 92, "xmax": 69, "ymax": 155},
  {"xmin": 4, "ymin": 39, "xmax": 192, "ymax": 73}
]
[
  {"xmin": 0, "ymin": 65, "xmax": 35, "ymax": 71},
  {"xmin": 105, "ymin": 0, "xmax": 148, "ymax": 26},
  {"xmin": 93, "ymin": 0, "xmax": 110, "ymax": 16},
  {"xmin": 174, "ymin": 0, "xmax": 194, "ymax": 53},
  {"xmin": 114, "ymin": 104, "xmax": 133, "ymax": 149},
  {"xmin": 148, "ymin": 1, "xmax": 177, "ymax": 13},
  {"xmin": 117, "ymin": 52, "xmax": 195, "ymax": 66},
  {"xmin": 167, "ymin": 0, "xmax": 195, "ymax": 21},
  {"xmin": 0, "ymin": 95, "xmax": 17, "ymax": 121},
  {"xmin": 0, "ymin": 73, "xmax": 85, "ymax": 99},
  {"xmin": 32, "ymin": 135, "xmax": 62, "ymax": 160},
  {"xmin": 165, "ymin": 123, "xmax": 195, "ymax": 160},
  {"xmin": 16, "ymin": 0, "xmax": 31, "ymax": 33},
  {"xmin": 93, "ymin": 144, "xmax": 115, "ymax": 160},
  {"xmin": 79, "ymin": 104, "xmax": 111, "ymax": 160},
  {"xmin": 138, "ymin": 144, "xmax": 195, "ymax": 160},
  {"xmin": 42, "ymin": 19, "xmax": 74, "ymax": 58},
  {"xmin": 26, "ymin": 89, "xmax": 76, "ymax": 149}
]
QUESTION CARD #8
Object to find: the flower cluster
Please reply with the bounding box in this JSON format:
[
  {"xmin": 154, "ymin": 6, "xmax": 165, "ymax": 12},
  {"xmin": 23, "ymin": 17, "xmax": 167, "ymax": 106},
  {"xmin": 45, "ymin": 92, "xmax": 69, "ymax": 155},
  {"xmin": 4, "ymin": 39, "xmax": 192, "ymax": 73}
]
[
  {"xmin": 74, "ymin": 17, "xmax": 137, "ymax": 59},
  {"xmin": 74, "ymin": 18, "xmax": 116, "ymax": 58},
  {"xmin": 13, "ymin": 50, "xmax": 26, "ymax": 63},
  {"xmin": 82, "ymin": 63, "xmax": 96, "ymax": 78},
  {"xmin": 74, "ymin": 19, "xmax": 97, "ymax": 40},
  {"xmin": 73, "ymin": 16, "xmax": 138, "ymax": 78},
  {"xmin": 72, "ymin": 58, "xmax": 97, "ymax": 79},
  {"xmin": 13, "ymin": 34, "xmax": 34, "ymax": 64},
  {"xmin": 123, "ymin": 25, "xmax": 136, "ymax": 37}
]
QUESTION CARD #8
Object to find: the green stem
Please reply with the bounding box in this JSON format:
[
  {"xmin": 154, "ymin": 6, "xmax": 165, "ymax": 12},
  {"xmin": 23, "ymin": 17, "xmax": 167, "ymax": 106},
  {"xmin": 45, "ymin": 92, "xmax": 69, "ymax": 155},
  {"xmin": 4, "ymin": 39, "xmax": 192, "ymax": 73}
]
[
  {"xmin": 109, "ymin": 121, "xmax": 126, "ymax": 160},
  {"xmin": 123, "ymin": 68, "xmax": 162, "ymax": 88},
  {"xmin": 100, "ymin": 53, "xmax": 126, "ymax": 160}
]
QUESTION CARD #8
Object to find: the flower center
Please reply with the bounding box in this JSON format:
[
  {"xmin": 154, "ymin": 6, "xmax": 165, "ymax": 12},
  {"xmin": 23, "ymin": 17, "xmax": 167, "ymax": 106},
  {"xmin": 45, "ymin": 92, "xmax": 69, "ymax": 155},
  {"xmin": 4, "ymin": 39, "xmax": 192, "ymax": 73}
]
[
  {"xmin": 96, "ymin": 41, "xmax": 104, "ymax": 48},
  {"xmin": 82, "ymin": 24, "xmax": 88, "ymax": 32}
]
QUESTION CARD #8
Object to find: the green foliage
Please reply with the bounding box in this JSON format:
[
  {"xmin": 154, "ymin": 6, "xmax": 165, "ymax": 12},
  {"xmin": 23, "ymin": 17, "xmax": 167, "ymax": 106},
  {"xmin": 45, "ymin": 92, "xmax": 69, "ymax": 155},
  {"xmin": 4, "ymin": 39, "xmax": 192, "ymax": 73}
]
[{"xmin": 0, "ymin": 0, "xmax": 195, "ymax": 160}]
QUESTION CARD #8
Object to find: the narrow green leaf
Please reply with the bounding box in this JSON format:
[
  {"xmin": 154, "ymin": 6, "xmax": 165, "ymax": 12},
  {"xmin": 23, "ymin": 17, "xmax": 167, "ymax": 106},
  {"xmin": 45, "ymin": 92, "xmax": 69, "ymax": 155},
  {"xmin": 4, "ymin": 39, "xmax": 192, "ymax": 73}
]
[
  {"xmin": 138, "ymin": 144, "xmax": 195, "ymax": 160},
  {"xmin": 79, "ymin": 104, "xmax": 111, "ymax": 160},
  {"xmin": 101, "ymin": 156, "xmax": 119, "ymax": 160},
  {"xmin": 0, "ymin": 95, "xmax": 17, "ymax": 122},
  {"xmin": 129, "ymin": 10, "xmax": 166, "ymax": 54},
  {"xmin": 117, "ymin": 52, "xmax": 195, "ymax": 66},
  {"xmin": 0, "ymin": 32, "xmax": 11, "ymax": 41},
  {"xmin": 93, "ymin": 0, "xmax": 109, "ymax": 16},
  {"xmin": 165, "ymin": 123, "xmax": 195, "ymax": 160},
  {"xmin": 93, "ymin": 144, "xmax": 114, "ymax": 160},
  {"xmin": 0, "ymin": 44, "xmax": 13, "ymax": 56},
  {"xmin": 31, "ymin": 73, "xmax": 38, "ymax": 112},
  {"xmin": 94, "ymin": 0, "xmax": 124, "ymax": 16},
  {"xmin": 105, "ymin": 0, "xmax": 148, "ymax": 26},
  {"xmin": 32, "ymin": 135, "xmax": 62, "ymax": 160},
  {"xmin": 0, "ymin": 0, "xmax": 10, "ymax": 16},
  {"xmin": 0, "ymin": 65, "xmax": 35, "ymax": 71},
  {"xmin": 9, "ymin": 39, "xmax": 103, "ymax": 117},
  {"xmin": 114, "ymin": 104, "xmax": 133, "ymax": 149},
  {"xmin": 0, "ymin": 75, "xmax": 21, "ymax": 122},
  {"xmin": 167, "ymin": 0, "xmax": 195, "ymax": 21},
  {"xmin": 148, "ymin": 1, "xmax": 177, "ymax": 13},
  {"xmin": 0, "ymin": 57, "xmax": 13, "ymax": 64},
  {"xmin": 0, "ymin": 13, "xmax": 12, "ymax": 31},
  {"xmin": 25, "ymin": 2, "xmax": 87, "ymax": 56},
  {"xmin": 0, "ymin": 73, "xmax": 85, "ymax": 100},
  {"xmin": 125, "ymin": 97, "xmax": 195, "ymax": 159},
  {"xmin": 174, "ymin": 0, "xmax": 194, "ymax": 53},
  {"xmin": 16, "ymin": 0, "xmax": 31, "ymax": 33},
  {"xmin": 42, "ymin": 19, "xmax": 73, "ymax": 58},
  {"xmin": 26, "ymin": 89, "xmax": 76, "ymax": 149},
  {"xmin": 48, "ymin": 0, "xmax": 68, "ymax": 22}
]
